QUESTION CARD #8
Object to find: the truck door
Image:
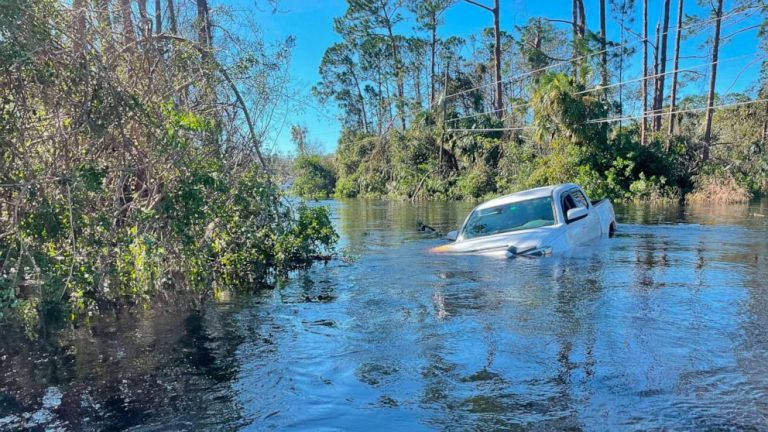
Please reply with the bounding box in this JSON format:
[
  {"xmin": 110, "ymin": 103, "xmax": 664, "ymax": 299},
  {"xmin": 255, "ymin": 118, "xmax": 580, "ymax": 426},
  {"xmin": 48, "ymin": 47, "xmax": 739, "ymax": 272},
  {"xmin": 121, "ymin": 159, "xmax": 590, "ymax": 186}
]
[{"xmin": 562, "ymin": 189, "xmax": 600, "ymax": 245}]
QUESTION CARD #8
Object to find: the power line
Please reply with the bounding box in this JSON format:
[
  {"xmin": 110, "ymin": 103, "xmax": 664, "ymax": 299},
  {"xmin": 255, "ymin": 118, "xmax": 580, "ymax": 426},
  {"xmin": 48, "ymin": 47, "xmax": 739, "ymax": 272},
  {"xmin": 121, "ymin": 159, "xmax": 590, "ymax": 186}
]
[
  {"xmin": 573, "ymin": 53, "xmax": 758, "ymax": 95},
  {"xmin": 446, "ymin": 49, "xmax": 761, "ymax": 124},
  {"xmin": 586, "ymin": 97, "xmax": 768, "ymax": 124},
  {"xmin": 440, "ymin": 5, "xmax": 760, "ymax": 102},
  {"xmin": 446, "ymin": 97, "xmax": 768, "ymax": 133},
  {"xmin": 447, "ymin": 127, "xmax": 532, "ymax": 133},
  {"xmin": 446, "ymin": 107, "xmax": 506, "ymax": 123}
]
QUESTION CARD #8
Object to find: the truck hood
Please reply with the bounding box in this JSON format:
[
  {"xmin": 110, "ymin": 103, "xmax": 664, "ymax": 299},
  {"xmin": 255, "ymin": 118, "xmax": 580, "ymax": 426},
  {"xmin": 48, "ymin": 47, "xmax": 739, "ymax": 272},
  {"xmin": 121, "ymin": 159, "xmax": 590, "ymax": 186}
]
[{"xmin": 430, "ymin": 226, "xmax": 561, "ymax": 256}]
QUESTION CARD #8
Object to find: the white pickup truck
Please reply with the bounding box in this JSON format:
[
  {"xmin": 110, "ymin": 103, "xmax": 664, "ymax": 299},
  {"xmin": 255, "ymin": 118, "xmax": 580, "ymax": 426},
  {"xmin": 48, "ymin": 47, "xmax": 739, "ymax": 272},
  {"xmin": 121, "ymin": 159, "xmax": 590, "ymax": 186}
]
[{"xmin": 430, "ymin": 183, "xmax": 616, "ymax": 257}]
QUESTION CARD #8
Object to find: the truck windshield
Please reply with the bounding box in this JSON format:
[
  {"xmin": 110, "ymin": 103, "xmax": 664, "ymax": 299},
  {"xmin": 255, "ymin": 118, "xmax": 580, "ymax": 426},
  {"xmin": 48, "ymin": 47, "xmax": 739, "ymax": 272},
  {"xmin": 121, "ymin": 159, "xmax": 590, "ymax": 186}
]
[{"xmin": 461, "ymin": 197, "xmax": 555, "ymax": 240}]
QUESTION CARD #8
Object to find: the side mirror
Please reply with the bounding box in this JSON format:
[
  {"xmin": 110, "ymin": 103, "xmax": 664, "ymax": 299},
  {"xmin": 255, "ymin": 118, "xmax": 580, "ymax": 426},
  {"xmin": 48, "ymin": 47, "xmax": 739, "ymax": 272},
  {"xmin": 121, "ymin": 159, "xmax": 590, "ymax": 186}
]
[
  {"xmin": 445, "ymin": 230, "xmax": 458, "ymax": 241},
  {"xmin": 566, "ymin": 206, "xmax": 588, "ymax": 223}
]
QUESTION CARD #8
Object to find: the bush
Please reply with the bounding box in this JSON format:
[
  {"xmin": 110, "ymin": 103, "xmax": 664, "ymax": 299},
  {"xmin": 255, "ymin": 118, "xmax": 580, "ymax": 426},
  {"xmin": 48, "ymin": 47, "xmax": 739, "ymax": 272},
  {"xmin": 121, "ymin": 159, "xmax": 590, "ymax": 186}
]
[
  {"xmin": 687, "ymin": 174, "xmax": 751, "ymax": 205},
  {"xmin": 275, "ymin": 205, "xmax": 338, "ymax": 266},
  {"xmin": 495, "ymin": 140, "xmax": 537, "ymax": 194},
  {"xmin": 292, "ymin": 155, "xmax": 337, "ymax": 199},
  {"xmin": 334, "ymin": 175, "xmax": 359, "ymax": 198},
  {"xmin": 0, "ymin": 0, "xmax": 340, "ymax": 325},
  {"xmin": 455, "ymin": 163, "xmax": 496, "ymax": 199},
  {"xmin": 1, "ymin": 161, "xmax": 339, "ymax": 322}
]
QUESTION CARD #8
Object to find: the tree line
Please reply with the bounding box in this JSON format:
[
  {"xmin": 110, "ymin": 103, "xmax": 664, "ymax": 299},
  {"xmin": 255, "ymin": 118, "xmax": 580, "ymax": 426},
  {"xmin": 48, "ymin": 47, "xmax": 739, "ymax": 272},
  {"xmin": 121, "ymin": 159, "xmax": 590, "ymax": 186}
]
[{"xmin": 300, "ymin": 0, "xmax": 767, "ymax": 202}]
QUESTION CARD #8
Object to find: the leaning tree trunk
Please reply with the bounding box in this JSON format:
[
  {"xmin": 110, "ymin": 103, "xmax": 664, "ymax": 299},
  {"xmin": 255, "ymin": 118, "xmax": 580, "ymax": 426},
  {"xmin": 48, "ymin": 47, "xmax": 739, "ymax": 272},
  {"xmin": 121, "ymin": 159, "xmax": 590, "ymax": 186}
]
[
  {"xmin": 350, "ymin": 67, "xmax": 369, "ymax": 133},
  {"xmin": 652, "ymin": 0, "xmax": 671, "ymax": 132},
  {"xmin": 577, "ymin": 0, "xmax": 586, "ymax": 39},
  {"xmin": 137, "ymin": 0, "xmax": 150, "ymax": 37},
  {"xmin": 72, "ymin": 0, "xmax": 87, "ymax": 57},
  {"xmin": 196, "ymin": 0, "xmax": 212, "ymax": 50},
  {"xmin": 667, "ymin": 0, "xmax": 684, "ymax": 139},
  {"xmin": 118, "ymin": 0, "xmax": 135, "ymax": 44},
  {"xmin": 196, "ymin": 0, "xmax": 219, "ymax": 148},
  {"xmin": 414, "ymin": 64, "xmax": 422, "ymax": 107},
  {"xmin": 617, "ymin": 14, "xmax": 625, "ymax": 126},
  {"xmin": 533, "ymin": 18, "xmax": 544, "ymax": 82},
  {"xmin": 196, "ymin": 0, "xmax": 213, "ymax": 75},
  {"xmin": 93, "ymin": 0, "xmax": 114, "ymax": 59},
  {"xmin": 167, "ymin": 0, "xmax": 178, "ymax": 34},
  {"xmin": 386, "ymin": 34, "xmax": 405, "ymax": 130},
  {"xmin": 653, "ymin": 22, "xmax": 660, "ymax": 99},
  {"xmin": 570, "ymin": 0, "xmax": 586, "ymax": 84},
  {"xmin": 381, "ymin": 5, "xmax": 406, "ymax": 131},
  {"xmin": 703, "ymin": 0, "xmax": 724, "ymax": 162},
  {"xmin": 154, "ymin": 0, "xmax": 162, "ymax": 34}
]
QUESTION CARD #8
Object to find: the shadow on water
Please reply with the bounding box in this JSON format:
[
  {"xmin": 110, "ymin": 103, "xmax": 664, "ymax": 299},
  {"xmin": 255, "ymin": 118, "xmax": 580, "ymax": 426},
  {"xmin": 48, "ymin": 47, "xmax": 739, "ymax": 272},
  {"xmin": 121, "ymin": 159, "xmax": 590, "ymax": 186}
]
[
  {"xmin": 0, "ymin": 304, "xmax": 249, "ymax": 430},
  {"xmin": 2, "ymin": 198, "xmax": 768, "ymax": 430}
]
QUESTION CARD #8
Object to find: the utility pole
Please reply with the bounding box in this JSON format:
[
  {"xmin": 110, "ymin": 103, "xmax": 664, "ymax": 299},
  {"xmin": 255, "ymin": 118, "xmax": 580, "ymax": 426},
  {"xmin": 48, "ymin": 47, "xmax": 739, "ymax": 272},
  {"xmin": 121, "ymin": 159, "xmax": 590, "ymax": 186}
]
[
  {"xmin": 599, "ymin": 0, "xmax": 608, "ymax": 93},
  {"xmin": 439, "ymin": 60, "xmax": 450, "ymax": 172},
  {"xmin": 464, "ymin": 0, "xmax": 503, "ymax": 119}
]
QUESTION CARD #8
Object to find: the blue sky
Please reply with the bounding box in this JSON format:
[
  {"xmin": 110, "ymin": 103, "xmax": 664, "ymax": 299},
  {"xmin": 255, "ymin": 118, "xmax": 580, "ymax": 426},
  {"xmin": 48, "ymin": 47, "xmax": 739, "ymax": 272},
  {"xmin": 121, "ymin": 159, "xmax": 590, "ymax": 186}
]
[{"xmin": 248, "ymin": 0, "xmax": 763, "ymax": 154}]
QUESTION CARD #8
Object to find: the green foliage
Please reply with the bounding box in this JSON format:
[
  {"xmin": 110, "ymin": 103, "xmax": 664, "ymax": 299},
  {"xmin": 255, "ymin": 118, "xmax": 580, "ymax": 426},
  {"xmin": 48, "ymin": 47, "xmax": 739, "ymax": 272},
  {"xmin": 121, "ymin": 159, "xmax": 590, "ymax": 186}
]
[
  {"xmin": 331, "ymin": 71, "xmax": 733, "ymax": 203},
  {"xmin": 515, "ymin": 18, "xmax": 568, "ymax": 77},
  {"xmin": 455, "ymin": 163, "xmax": 496, "ymax": 199},
  {"xmin": 292, "ymin": 155, "xmax": 337, "ymax": 199},
  {"xmin": 530, "ymin": 73, "xmax": 609, "ymax": 147},
  {"xmin": 335, "ymin": 175, "xmax": 361, "ymax": 198},
  {"xmin": 115, "ymin": 226, "xmax": 163, "ymax": 299},
  {"xmin": 317, "ymin": 0, "xmax": 768, "ymax": 206},
  {"xmin": 1, "ymin": 151, "xmax": 340, "ymax": 321},
  {"xmin": 275, "ymin": 205, "xmax": 338, "ymax": 266},
  {"xmin": 0, "ymin": 0, "xmax": 56, "ymax": 68},
  {"xmin": 333, "ymin": 130, "xmax": 391, "ymax": 197},
  {"xmin": 0, "ymin": 0, "xmax": 339, "ymax": 324}
]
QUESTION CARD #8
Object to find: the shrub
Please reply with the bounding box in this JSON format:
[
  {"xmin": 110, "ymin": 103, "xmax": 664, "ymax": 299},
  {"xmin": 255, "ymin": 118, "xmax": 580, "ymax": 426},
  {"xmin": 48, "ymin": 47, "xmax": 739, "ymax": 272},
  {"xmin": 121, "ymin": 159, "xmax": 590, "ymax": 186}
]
[
  {"xmin": 1, "ymin": 162, "xmax": 339, "ymax": 322},
  {"xmin": 455, "ymin": 163, "xmax": 496, "ymax": 199},
  {"xmin": 687, "ymin": 174, "xmax": 751, "ymax": 205},
  {"xmin": 292, "ymin": 155, "xmax": 337, "ymax": 199},
  {"xmin": 334, "ymin": 175, "xmax": 359, "ymax": 198},
  {"xmin": 275, "ymin": 205, "xmax": 338, "ymax": 266}
]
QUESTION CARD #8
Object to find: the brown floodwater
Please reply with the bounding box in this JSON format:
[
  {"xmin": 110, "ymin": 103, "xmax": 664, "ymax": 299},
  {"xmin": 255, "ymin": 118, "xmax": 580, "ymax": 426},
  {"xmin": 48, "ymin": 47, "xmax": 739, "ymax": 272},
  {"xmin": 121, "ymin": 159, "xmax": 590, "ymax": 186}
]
[{"xmin": 1, "ymin": 199, "xmax": 768, "ymax": 430}]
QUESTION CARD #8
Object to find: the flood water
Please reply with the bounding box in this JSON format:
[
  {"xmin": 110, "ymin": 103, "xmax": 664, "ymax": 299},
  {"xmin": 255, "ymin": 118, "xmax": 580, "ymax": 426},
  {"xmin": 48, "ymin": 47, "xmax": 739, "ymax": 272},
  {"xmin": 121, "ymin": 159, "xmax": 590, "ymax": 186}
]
[{"xmin": 2, "ymin": 199, "xmax": 768, "ymax": 431}]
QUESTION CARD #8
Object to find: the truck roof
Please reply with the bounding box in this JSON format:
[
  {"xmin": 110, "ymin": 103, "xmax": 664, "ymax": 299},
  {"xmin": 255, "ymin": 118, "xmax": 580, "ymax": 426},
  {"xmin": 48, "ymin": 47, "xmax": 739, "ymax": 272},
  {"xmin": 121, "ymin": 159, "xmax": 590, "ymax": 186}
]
[{"xmin": 475, "ymin": 183, "xmax": 579, "ymax": 210}]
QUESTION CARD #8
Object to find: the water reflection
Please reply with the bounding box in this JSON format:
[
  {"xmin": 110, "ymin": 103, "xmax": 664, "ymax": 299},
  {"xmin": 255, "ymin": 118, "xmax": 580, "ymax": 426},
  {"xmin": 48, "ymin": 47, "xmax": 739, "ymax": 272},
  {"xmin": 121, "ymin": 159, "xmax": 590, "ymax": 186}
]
[
  {"xmin": 0, "ymin": 305, "xmax": 248, "ymax": 430},
  {"xmin": 2, "ymin": 198, "xmax": 768, "ymax": 430}
]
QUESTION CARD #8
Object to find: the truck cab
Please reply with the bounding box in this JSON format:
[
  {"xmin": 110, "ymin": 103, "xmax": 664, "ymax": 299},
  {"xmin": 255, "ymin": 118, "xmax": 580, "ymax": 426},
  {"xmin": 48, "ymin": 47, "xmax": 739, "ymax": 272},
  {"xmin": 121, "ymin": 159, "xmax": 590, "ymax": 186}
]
[{"xmin": 432, "ymin": 183, "xmax": 616, "ymax": 257}]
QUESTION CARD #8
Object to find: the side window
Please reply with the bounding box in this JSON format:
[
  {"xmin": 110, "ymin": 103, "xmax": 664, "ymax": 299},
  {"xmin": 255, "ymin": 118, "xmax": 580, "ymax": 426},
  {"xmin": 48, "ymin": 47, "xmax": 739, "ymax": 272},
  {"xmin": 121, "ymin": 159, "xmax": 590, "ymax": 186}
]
[
  {"xmin": 562, "ymin": 194, "xmax": 576, "ymax": 213},
  {"xmin": 569, "ymin": 190, "xmax": 589, "ymax": 208}
]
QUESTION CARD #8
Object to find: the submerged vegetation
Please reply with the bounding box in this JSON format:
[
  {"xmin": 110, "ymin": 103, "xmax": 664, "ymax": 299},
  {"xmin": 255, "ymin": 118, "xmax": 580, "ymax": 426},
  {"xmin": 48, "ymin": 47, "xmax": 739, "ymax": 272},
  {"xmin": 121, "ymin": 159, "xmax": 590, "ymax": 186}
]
[
  {"xmin": 0, "ymin": 0, "xmax": 337, "ymax": 322},
  {"xmin": 305, "ymin": 0, "xmax": 768, "ymax": 204}
]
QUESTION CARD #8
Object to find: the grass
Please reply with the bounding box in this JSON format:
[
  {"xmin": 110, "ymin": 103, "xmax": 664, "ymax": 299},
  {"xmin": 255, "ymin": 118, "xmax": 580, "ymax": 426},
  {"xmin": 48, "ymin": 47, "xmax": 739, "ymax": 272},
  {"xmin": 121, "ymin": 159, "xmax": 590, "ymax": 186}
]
[{"xmin": 686, "ymin": 175, "xmax": 752, "ymax": 205}]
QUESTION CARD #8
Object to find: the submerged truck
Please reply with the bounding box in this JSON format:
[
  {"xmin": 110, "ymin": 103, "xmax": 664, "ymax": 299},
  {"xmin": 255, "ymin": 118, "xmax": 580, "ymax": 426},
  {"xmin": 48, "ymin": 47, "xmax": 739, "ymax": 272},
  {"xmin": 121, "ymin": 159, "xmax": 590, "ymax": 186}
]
[{"xmin": 430, "ymin": 183, "xmax": 616, "ymax": 257}]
